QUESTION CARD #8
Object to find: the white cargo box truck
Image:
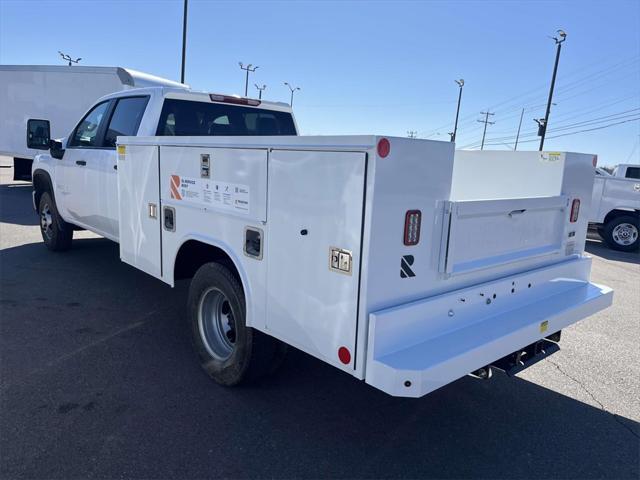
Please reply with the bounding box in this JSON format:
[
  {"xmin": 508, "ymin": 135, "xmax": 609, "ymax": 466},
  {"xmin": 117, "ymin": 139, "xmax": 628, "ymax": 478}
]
[
  {"xmin": 115, "ymin": 138, "xmax": 611, "ymax": 397},
  {"xmin": 27, "ymin": 88, "xmax": 612, "ymax": 397},
  {"xmin": 0, "ymin": 65, "xmax": 186, "ymax": 180}
]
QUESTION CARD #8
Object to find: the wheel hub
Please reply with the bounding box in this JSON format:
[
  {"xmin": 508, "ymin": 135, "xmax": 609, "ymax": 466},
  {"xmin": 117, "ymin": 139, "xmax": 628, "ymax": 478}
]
[
  {"xmin": 40, "ymin": 203, "xmax": 53, "ymax": 239},
  {"xmin": 612, "ymin": 223, "xmax": 638, "ymax": 246},
  {"xmin": 198, "ymin": 287, "xmax": 236, "ymax": 360}
]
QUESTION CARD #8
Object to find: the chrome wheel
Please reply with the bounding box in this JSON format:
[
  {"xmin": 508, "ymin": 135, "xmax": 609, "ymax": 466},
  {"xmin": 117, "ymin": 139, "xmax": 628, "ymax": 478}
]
[
  {"xmin": 612, "ymin": 222, "xmax": 638, "ymax": 247},
  {"xmin": 40, "ymin": 203, "xmax": 54, "ymax": 240},
  {"xmin": 198, "ymin": 287, "xmax": 236, "ymax": 360}
]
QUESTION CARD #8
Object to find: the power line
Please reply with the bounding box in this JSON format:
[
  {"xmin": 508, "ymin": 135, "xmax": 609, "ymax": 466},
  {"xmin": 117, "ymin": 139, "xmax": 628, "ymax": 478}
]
[
  {"xmin": 459, "ymin": 106, "xmax": 640, "ymax": 148},
  {"xmin": 468, "ymin": 117, "xmax": 640, "ymax": 148}
]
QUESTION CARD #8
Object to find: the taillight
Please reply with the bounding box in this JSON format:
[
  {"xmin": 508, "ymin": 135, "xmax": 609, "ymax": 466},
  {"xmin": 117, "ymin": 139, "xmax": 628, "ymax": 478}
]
[
  {"xmin": 570, "ymin": 199, "xmax": 580, "ymax": 223},
  {"xmin": 592, "ymin": 155, "xmax": 598, "ymax": 167},
  {"xmin": 404, "ymin": 210, "xmax": 422, "ymax": 245},
  {"xmin": 209, "ymin": 93, "xmax": 261, "ymax": 106}
]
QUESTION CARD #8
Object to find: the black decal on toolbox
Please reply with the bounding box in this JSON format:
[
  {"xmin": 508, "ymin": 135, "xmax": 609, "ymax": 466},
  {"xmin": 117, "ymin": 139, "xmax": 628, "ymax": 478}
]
[{"xmin": 400, "ymin": 255, "xmax": 416, "ymax": 278}]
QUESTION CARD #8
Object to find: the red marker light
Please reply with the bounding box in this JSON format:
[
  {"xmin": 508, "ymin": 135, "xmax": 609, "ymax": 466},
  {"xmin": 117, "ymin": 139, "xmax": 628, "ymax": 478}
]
[
  {"xmin": 338, "ymin": 347, "xmax": 351, "ymax": 365},
  {"xmin": 377, "ymin": 138, "xmax": 391, "ymax": 158},
  {"xmin": 570, "ymin": 199, "xmax": 580, "ymax": 223},
  {"xmin": 592, "ymin": 155, "xmax": 598, "ymax": 167}
]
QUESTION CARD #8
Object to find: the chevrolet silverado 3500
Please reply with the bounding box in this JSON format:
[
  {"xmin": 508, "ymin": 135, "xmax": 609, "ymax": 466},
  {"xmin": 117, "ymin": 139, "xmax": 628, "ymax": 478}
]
[{"xmin": 27, "ymin": 87, "xmax": 612, "ymax": 397}]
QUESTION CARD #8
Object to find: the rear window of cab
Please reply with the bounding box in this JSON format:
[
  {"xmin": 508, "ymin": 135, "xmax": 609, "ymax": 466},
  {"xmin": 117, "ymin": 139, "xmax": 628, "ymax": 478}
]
[{"xmin": 156, "ymin": 99, "xmax": 296, "ymax": 136}]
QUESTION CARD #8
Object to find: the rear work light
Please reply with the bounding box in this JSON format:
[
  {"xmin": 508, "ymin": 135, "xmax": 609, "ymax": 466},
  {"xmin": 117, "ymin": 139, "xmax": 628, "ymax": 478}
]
[
  {"xmin": 570, "ymin": 199, "xmax": 580, "ymax": 223},
  {"xmin": 404, "ymin": 210, "xmax": 422, "ymax": 245},
  {"xmin": 209, "ymin": 94, "xmax": 261, "ymax": 106}
]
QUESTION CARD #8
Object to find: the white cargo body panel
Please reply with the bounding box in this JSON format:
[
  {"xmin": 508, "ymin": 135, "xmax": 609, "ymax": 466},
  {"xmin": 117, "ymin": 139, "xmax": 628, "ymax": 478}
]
[
  {"xmin": 117, "ymin": 135, "xmax": 612, "ymax": 397},
  {"xmin": 117, "ymin": 144, "xmax": 162, "ymax": 279},
  {"xmin": 266, "ymin": 149, "xmax": 366, "ymax": 368}
]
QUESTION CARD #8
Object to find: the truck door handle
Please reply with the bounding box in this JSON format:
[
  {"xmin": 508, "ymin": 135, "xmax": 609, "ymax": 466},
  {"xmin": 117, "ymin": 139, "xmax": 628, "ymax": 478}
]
[
  {"xmin": 75, "ymin": 160, "xmax": 86, "ymax": 166},
  {"xmin": 508, "ymin": 209, "xmax": 526, "ymax": 217}
]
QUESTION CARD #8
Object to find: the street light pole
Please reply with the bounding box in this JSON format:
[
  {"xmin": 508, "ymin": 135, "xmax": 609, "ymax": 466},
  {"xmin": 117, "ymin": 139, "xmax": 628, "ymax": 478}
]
[
  {"xmin": 181, "ymin": 0, "xmax": 188, "ymax": 84},
  {"xmin": 539, "ymin": 29, "xmax": 566, "ymax": 151},
  {"xmin": 284, "ymin": 82, "xmax": 300, "ymax": 107},
  {"xmin": 451, "ymin": 79, "xmax": 464, "ymax": 143},
  {"xmin": 239, "ymin": 63, "xmax": 259, "ymax": 96},
  {"xmin": 255, "ymin": 84, "xmax": 267, "ymax": 100}
]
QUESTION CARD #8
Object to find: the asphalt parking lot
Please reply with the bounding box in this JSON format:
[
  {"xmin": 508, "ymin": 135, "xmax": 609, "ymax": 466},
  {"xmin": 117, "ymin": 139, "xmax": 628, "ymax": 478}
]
[{"xmin": 0, "ymin": 158, "xmax": 638, "ymax": 479}]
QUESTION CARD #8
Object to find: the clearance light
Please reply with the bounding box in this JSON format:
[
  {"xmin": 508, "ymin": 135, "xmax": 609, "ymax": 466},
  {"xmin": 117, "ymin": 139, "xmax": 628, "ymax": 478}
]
[
  {"xmin": 209, "ymin": 94, "xmax": 261, "ymax": 106},
  {"xmin": 377, "ymin": 138, "xmax": 391, "ymax": 158},
  {"xmin": 570, "ymin": 199, "xmax": 580, "ymax": 223},
  {"xmin": 404, "ymin": 210, "xmax": 422, "ymax": 246}
]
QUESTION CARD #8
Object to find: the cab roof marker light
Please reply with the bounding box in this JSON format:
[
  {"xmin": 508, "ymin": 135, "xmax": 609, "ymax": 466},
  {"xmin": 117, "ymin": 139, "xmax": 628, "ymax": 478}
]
[{"xmin": 209, "ymin": 94, "xmax": 261, "ymax": 106}]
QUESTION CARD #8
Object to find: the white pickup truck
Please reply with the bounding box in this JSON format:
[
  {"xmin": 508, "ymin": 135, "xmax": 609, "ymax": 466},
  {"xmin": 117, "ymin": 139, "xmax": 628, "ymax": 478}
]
[
  {"xmin": 27, "ymin": 87, "xmax": 612, "ymax": 397},
  {"xmin": 589, "ymin": 165, "xmax": 640, "ymax": 251}
]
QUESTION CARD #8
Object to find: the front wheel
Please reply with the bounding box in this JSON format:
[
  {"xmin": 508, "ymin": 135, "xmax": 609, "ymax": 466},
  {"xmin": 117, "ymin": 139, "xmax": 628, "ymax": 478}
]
[
  {"xmin": 602, "ymin": 215, "xmax": 639, "ymax": 252},
  {"xmin": 38, "ymin": 192, "xmax": 73, "ymax": 251},
  {"xmin": 187, "ymin": 262, "xmax": 287, "ymax": 386}
]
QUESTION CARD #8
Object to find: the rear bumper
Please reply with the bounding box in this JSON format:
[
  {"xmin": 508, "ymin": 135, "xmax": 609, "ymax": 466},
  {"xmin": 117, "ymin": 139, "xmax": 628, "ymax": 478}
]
[{"xmin": 365, "ymin": 257, "xmax": 613, "ymax": 397}]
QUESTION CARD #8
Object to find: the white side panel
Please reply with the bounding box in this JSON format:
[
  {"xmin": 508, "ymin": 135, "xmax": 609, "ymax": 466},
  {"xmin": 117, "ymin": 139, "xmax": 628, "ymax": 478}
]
[
  {"xmin": 159, "ymin": 146, "xmax": 267, "ymax": 222},
  {"xmin": 266, "ymin": 150, "xmax": 366, "ymax": 371},
  {"xmin": 451, "ymin": 150, "xmax": 565, "ymax": 200},
  {"xmin": 0, "ymin": 69, "xmax": 122, "ymax": 159},
  {"xmin": 117, "ymin": 145, "xmax": 162, "ymax": 279}
]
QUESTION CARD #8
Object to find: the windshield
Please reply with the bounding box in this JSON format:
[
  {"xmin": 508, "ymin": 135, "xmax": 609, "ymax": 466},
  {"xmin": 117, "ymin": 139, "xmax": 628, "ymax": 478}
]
[{"xmin": 156, "ymin": 99, "xmax": 297, "ymax": 136}]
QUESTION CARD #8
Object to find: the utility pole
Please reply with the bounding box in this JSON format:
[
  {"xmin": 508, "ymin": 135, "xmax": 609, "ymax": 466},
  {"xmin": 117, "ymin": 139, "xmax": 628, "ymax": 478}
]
[
  {"xmin": 514, "ymin": 108, "xmax": 525, "ymax": 150},
  {"xmin": 58, "ymin": 51, "xmax": 81, "ymax": 66},
  {"xmin": 239, "ymin": 63, "xmax": 259, "ymax": 96},
  {"xmin": 255, "ymin": 84, "xmax": 267, "ymax": 100},
  {"xmin": 539, "ymin": 29, "xmax": 566, "ymax": 151},
  {"xmin": 407, "ymin": 131, "xmax": 417, "ymax": 139},
  {"xmin": 284, "ymin": 82, "xmax": 300, "ymax": 107},
  {"xmin": 477, "ymin": 111, "xmax": 495, "ymax": 150},
  {"xmin": 180, "ymin": 0, "xmax": 188, "ymax": 84},
  {"xmin": 451, "ymin": 79, "xmax": 464, "ymax": 142}
]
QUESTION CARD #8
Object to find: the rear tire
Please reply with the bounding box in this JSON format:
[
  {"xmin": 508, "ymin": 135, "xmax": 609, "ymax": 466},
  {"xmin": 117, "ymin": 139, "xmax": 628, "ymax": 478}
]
[
  {"xmin": 602, "ymin": 215, "xmax": 639, "ymax": 252},
  {"xmin": 187, "ymin": 262, "xmax": 287, "ymax": 386},
  {"xmin": 38, "ymin": 192, "xmax": 73, "ymax": 251}
]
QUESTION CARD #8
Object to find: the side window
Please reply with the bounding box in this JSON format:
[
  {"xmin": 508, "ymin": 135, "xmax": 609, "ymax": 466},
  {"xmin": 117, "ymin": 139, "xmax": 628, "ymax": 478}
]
[
  {"xmin": 104, "ymin": 96, "xmax": 150, "ymax": 148},
  {"xmin": 69, "ymin": 101, "xmax": 110, "ymax": 148},
  {"xmin": 624, "ymin": 167, "xmax": 640, "ymax": 179}
]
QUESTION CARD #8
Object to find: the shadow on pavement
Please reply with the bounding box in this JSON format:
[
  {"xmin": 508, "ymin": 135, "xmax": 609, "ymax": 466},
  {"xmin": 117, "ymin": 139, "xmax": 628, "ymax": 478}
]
[
  {"xmin": 0, "ymin": 182, "xmax": 37, "ymax": 226},
  {"xmin": 585, "ymin": 237, "xmax": 639, "ymax": 264},
  {"xmin": 1, "ymin": 238, "xmax": 638, "ymax": 479}
]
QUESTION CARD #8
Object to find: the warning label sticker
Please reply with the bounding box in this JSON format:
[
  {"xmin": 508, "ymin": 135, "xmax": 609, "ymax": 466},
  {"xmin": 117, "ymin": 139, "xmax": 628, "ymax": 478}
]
[{"xmin": 169, "ymin": 175, "xmax": 250, "ymax": 214}]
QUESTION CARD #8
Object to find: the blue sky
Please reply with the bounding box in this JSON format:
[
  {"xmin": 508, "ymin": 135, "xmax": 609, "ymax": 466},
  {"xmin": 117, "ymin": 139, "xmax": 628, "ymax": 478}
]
[{"xmin": 1, "ymin": 0, "xmax": 639, "ymax": 166}]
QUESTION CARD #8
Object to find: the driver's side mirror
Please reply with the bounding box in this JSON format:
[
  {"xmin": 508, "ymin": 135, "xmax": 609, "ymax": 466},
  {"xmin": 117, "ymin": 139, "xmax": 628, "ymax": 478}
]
[{"xmin": 27, "ymin": 119, "xmax": 51, "ymax": 150}]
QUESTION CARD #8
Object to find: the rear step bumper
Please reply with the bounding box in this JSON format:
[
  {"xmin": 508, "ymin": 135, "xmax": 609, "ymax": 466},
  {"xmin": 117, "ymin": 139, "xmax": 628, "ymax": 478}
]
[{"xmin": 365, "ymin": 257, "xmax": 612, "ymax": 397}]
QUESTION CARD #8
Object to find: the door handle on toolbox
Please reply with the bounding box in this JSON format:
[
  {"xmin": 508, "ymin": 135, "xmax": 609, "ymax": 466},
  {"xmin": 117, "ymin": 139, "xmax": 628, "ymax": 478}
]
[
  {"xmin": 75, "ymin": 160, "xmax": 86, "ymax": 166},
  {"xmin": 508, "ymin": 209, "xmax": 526, "ymax": 217}
]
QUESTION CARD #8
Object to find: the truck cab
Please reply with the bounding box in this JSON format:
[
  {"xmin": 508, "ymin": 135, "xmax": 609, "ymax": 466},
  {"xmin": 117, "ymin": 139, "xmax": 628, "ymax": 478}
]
[
  {"xmin": 612, "ymin": 163, "xmax": 640, "ymax": 179},
  {"xmin": 28, "ymin": 87, "xmax": 298, "ymax": 243}
]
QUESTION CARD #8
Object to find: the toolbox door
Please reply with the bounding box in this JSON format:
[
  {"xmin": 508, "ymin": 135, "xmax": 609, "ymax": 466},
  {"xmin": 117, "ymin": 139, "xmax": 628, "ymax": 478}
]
[
  {"xmin": 266, "ymin": 150, "xmax": 366, "ymax": 370},
  {"xmin": 117, "ymin": 144, "xmax": 162, "ymax": 279}
]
